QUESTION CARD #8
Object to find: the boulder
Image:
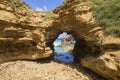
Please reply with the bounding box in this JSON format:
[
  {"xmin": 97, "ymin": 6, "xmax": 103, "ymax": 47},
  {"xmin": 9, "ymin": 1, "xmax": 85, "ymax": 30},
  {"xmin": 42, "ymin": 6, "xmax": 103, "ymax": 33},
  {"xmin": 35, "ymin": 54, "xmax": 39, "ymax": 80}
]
[{"xmin": 81, "ymin": 51, "xmax": 120, "ymax": 80}]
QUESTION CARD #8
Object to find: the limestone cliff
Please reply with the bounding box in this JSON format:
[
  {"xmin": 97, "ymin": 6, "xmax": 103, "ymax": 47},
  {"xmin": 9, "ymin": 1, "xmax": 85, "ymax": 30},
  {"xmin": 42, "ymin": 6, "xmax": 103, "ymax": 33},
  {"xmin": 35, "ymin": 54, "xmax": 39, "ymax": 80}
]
[
  {"xmin": 0, "ymin": 0, "xmax": 104, "ymax": 63},
  {"xmin": 0, "ymin": 0, "xmax": 120, "ymax": 80},
  {"xmin": 0, "ymin": 0, "xmax": 54, "ymax": 63},
  {"xmin": 46, "ymin": 0, "xmax": 104, "ymax": 60}
]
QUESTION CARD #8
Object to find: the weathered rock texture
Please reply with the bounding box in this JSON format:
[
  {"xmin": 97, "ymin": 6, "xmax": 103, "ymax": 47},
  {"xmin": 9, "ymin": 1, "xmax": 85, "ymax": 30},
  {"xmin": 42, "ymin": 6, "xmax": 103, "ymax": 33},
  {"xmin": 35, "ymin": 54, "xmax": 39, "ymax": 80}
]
[
  {"xmin": 0, "ymin": 0, "xmax": 53, "ymax": 63},
  {"xmin": 81, "ymin": 51, "xmax": 120, "ymax": 80},
  {"xmin": 0, "ymin": 0, "xmax": 120, "ymax": 80},
  {"xmin": 46, "ymin": 0, "xmax": 104, "ymax": 59},
  {"xmin": 0, "ymin": 0, "xmax": 104, "ymax": 63},
  {"xmin": 81, "ymin": 36, "xmax": 120, "ymax": 80}
]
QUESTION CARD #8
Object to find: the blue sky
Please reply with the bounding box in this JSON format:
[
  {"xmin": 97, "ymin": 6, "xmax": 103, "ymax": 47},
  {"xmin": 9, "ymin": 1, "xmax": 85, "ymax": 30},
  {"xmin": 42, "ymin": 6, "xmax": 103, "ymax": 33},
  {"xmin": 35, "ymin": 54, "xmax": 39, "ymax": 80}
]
[
  {"xmin": 58, "ymin": 32, "xmax": 67, "ymax": 39},
  {"xmin": 22, "ymin": 0, "xmax": 64, "ymax": 11},
  {"xmin": 53, "ymin": 32, "xmax": 67, "ymax": 46},
  {"xmin": 22, "ymin": 0, "xmax": 66, "ymax": 41}
]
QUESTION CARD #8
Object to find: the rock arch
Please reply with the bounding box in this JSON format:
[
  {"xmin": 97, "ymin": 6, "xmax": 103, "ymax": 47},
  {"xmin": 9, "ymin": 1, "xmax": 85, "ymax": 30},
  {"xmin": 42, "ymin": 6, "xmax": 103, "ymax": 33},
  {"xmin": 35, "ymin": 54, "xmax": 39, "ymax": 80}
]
[
  {"xmin": 1, "ymin": 1, "xmax": 120, "ymax": 80},
  {"xmin": 44, "ymin": 4, "xmax": 104, "ymax": 60},
  {"xmin": 0, "ymin": 0, "xmax": 104, "ymax": 63},
  {"xmin": 45, "ymin": 17, "xmax": 104, "ymax": 61}
]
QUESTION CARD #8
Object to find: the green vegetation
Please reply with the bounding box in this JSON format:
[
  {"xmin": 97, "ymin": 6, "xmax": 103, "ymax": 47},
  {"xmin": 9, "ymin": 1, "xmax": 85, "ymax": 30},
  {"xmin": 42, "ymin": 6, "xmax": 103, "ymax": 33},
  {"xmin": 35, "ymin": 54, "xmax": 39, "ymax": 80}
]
[
  {"xmin": 61, "ymin": 0, "xmax": 120, "ymax": 36},
  {"xmin": 6, "ymin": 0, "xmax": 30, "ymax": 11},
  {"xmin": 61, "ymin": 0, "xmax": 68, "ymax": 7},
  {"xmin": 6, "ymin": 0, "xmax": 120, "ymax": 36},
  {"xmin": 91, "ymin": 0, "xmax": 120, "ymax": 36},
  {"xmin": 61, "ymin": 0, "xmax": 81, "ymax": 7},
  {"xmin": 74, "ymin": 0, "xmax": 82, "ymax": 3},
  {"xmin": 7, "ymin": 0, "xmax": 23, "ymax": 10},
  {"xmin": 42, "ymin": 11, "xmax": 57, "ymax": 20}
]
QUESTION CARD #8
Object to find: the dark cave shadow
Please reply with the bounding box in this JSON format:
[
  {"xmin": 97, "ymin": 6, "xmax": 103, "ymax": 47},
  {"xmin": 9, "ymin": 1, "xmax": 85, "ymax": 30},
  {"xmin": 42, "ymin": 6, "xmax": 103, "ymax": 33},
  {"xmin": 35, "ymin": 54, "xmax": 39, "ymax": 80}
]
[{"xmin": 6, "ymin": 56, "xmax": 53, "ymax": 64}]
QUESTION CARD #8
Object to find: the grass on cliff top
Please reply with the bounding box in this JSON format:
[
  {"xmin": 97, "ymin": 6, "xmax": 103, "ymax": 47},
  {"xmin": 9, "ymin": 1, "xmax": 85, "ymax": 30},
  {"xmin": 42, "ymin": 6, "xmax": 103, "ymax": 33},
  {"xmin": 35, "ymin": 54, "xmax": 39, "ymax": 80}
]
[
  {"xmin": 91, "ymin": 0, "xmax": 120, "ymax": 36},
  {"xmin": 61, "ymin": 0, "xmax": 82, "ymax": 7},
  {"xmin": 6, "ymin": 0, "xmax": 31, "ymax": 11},
  {"xmin": 41, "ymin": 11, "xmax": 57, "ymax": 20},
  {"xmin": 61, "ymin": 0, "xmax": 120, "ymax": 36}
]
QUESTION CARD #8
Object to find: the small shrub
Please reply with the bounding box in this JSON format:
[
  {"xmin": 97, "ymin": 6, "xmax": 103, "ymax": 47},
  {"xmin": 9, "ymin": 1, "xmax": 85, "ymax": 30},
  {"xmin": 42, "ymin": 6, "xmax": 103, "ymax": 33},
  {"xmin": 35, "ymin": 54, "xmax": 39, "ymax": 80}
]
[
  {"xmin": 61, "ymin": 0, "xmax": 81, "ymax": 7},
  {"xmin": 7, "ymin": 0, "xmax": 29, "ymax": 11},
  {"xmin": 42, "ymin": 11, "xmax": 57, "ymax": 20}
]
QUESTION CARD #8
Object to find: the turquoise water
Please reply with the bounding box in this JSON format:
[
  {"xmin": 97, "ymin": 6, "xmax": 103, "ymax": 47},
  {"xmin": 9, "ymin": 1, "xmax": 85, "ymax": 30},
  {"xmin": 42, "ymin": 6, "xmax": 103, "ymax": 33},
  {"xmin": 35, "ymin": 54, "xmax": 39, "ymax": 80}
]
[{"xmin": 54, "ymin": 47, "xmax": 74, "ymax": 63}]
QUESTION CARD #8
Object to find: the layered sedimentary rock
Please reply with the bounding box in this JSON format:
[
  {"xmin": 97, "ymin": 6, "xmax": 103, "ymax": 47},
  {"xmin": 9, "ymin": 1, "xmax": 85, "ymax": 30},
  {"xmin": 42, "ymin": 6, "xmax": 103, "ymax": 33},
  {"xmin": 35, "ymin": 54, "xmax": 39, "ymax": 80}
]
[
  {"xmin": 81, "ymin": 37, "xmax": 120, "ymax": 80},
  {"xmin": 81, "ymin": 51, "xmax": 120, "ymax": 80},
  {"xmin": 51, "ymin": 1, "xmax": 120, "ymax": 80},
  {"xmin": 0, "ymin": 0, "xmax": 104, "ymax": 74},
  {"xmin": 0, "ymin": 0, "xmax": 53, "ymax": 63},
  {"xmin": 0, "ymin": 0, "xmax": 120, "ymax": 80},
  {"xmin": 46, "ymin": 0, "xmax": 104, "ymax": 60}
]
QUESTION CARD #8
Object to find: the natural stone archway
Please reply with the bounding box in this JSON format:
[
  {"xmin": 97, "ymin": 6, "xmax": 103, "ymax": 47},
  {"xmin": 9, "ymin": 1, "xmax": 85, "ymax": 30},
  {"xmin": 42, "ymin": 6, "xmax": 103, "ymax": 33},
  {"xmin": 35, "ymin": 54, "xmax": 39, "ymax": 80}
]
[
  {"xmin": 45, "ymin": 21, "xmax": 103, "ymax": 61},
  {"xmin": 44, "ymin": 1, "xmax": 104, "ymax": 61},
  {"xmin": 0, "ymin": 0, "xmax": 104, "ymax": 63},
  {"xmin": 1, "ymin": 0, "xmax": 120, "ymax": 80}
]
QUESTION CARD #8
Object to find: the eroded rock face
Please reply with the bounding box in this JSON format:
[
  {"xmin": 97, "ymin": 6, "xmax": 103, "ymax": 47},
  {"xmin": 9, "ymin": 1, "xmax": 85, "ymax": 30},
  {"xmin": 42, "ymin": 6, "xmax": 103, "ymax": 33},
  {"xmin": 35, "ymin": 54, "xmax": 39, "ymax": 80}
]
[
  {"xmin": 0, "ymin": 0, "xmax": 53, "ymax": 63},
  {"xmin": 53, "ymin": 0, "xmax": 104, "ymax": 42},
  {"xmin": 81, "ymin": 36, "xmax": 120, "ymax": 80},
  {"xmin": 0, "ymin": 0, "xmax": 104, "ymax": 62},
  {"xmin": 0, "ymin": 21, "xmax": 53, "ymax": 63},
  {"xmin": 45, "ymin": 0, "xmax": 104, "ymax": 60},
  {"xmin": 81, "ymin": 51, "xmax": 120, "ymax": 80},
  {"xmin": 1, "ymin": 0, "xmax": 120, "ymax": 80}
]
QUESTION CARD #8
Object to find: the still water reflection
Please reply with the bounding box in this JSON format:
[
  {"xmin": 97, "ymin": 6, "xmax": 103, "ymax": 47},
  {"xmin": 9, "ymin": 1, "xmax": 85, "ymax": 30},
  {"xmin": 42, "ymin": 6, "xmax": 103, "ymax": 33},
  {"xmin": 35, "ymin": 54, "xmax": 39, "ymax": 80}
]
[
  {"xmin": 54, "ymin": 47, "xmax": 74, "ymax": 63},
  {"xmin": 53, "ymin": 32, "xmax": 75, "ymax": 63}
]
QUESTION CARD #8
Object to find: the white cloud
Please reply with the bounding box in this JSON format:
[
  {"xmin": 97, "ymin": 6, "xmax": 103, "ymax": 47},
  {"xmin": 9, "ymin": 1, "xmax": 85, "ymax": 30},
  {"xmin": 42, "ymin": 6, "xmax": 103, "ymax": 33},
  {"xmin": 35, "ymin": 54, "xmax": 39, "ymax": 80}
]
[
  {"xmin": 43, "ymin": 5, "xmax": 48, "ymax": 11},
  {"xmin": 35, "ymin": 7, "xmax": 44, "ymax": 11},
  {"xmin": 35, "ymin": 5, "xmax": 48, "ymax": 12},
  {"xmin": 58, "ymin": 32, "xmax": 67, "ymax": 39}
]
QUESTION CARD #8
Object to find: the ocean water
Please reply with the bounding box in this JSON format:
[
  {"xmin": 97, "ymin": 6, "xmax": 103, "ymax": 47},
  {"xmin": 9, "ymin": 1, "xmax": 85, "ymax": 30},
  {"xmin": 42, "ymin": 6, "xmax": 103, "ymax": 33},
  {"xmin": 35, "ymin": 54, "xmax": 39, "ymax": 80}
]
[
  {"xmin": 54, "ymin": 47, "xmax": 74, "ymax": 63},
  {"xmin": 53, "ymin": 38, "xmax": 74, "ymax": 63},
  {"xmin": 53, "ymin": 38, "xmax": 61, "ymax": 47}
]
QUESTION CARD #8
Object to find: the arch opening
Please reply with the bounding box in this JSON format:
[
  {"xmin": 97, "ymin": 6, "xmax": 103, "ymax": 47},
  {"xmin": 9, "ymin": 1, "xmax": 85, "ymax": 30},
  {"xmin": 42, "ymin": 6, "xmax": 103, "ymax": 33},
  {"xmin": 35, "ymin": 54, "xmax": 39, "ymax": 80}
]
[
  {"xmin": 53, "ymin": 32, "xmax": 76, "ymax": 63},
  {"xmin": 45, "ymin": 25, "xmax": 103, "ymax": 63}
]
